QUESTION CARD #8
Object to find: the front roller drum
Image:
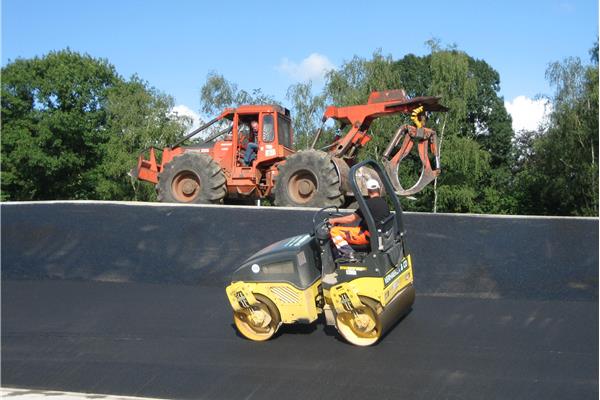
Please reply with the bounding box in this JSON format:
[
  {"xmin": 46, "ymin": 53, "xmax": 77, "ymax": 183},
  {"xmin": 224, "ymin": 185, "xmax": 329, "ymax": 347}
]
[
  {"xmin": 233, "ymin": 294, "xmax": 281, "ymax": 342},
  {"xmin": 335, "ymin": 285, "xmax": 415, "ymax": 346},
  {"xmin": 335, "ymin": 297, "xmax": 382, "ymax": 346}
]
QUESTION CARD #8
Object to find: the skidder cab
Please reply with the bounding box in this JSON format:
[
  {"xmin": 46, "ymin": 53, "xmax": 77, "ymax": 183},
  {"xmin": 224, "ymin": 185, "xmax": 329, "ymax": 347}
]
[{"xmin": 225, "ymin": 160, "xmax": 415, "ymax": 346}]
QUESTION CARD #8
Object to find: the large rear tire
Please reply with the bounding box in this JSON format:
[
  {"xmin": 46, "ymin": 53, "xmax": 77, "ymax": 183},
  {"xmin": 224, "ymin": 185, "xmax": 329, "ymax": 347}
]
[
  {"xmin": 233, "ymin": 294, "xmax": 281, "ymax": 342},
  {"xmin": 157, "ymin": 153, "xmax": 226, "ymax": 204},
  {"xmin": 274, "ymin": 150, "xmax": 343, "ymax": 208}
]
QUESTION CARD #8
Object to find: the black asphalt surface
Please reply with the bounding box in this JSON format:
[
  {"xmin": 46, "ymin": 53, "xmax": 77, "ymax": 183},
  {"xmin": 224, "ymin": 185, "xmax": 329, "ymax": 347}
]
[{"xmin": 1, "ymin": 202, "xmax": 598, "ymax": 399}]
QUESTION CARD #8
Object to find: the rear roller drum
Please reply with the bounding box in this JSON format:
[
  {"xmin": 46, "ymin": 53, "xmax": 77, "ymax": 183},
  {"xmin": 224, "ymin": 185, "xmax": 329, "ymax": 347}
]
[{"xmin": 233, "ymin": 294, "xmax": 281, "ymax": 342}]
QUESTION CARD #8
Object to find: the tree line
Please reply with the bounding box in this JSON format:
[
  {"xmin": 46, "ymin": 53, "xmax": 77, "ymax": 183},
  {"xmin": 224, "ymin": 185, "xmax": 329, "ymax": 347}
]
[{"xmin": 1, "ymin": 42, "xmax": 598, "ymax": 216}]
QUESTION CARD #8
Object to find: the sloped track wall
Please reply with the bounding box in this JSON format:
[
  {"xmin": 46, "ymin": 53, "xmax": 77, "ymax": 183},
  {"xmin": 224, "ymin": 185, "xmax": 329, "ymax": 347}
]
[
  {"xmin": 2, "ymin": 202, "xmax": 597, "ymax": 300},
  {"xmin": 2, "ymin": 202, "xmax": 598, "ymax": 400}
]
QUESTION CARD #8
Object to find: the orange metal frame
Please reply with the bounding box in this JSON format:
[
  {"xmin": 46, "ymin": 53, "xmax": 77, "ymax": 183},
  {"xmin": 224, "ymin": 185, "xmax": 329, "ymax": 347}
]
[{"xmin": 322, "ymin": 90, "xmax": 444, "ymax": 159}]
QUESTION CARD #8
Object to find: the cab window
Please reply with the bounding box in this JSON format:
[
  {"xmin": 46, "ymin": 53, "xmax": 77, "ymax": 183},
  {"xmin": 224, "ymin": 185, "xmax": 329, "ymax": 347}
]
[
  {"xmin": 262, "ymin": 114, "xmax": 274, "ymax": 142},
  {"xmin": 277, "ymin": 114, "xmax": 292, "ymax": 149},
  {"xmin": 237, "ymin": 114, "xmax": 259, "ymax": 148}
]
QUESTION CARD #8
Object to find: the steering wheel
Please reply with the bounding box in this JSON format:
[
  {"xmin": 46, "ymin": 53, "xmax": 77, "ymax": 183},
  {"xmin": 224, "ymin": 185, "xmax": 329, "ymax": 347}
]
[{"xmin": 311, "ymin": 206, "xmax": 346, "ymax": 238}]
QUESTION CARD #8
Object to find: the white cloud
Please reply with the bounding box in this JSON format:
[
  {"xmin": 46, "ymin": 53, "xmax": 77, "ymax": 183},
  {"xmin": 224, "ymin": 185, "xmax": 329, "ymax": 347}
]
[
  {"xmin": 169, "ymin": 104, "xmax": 202, "ymax": 130},
  {"xmin": 505, "ymin": 96, "xmax": 552, "ymax": 133},
  {"xmin": 557, "ymin": 1, "xmax": 575, "ymax": 13},
  {"xmin": 276, "ymin": 53, "xmax": 335, "ymax": 82}
]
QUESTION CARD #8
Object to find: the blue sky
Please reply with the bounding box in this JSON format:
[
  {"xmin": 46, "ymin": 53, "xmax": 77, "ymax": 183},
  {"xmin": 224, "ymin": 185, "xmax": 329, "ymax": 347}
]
[{"xmin": 2, "ymin": 0, "xmax": 598, "ymax": 130}]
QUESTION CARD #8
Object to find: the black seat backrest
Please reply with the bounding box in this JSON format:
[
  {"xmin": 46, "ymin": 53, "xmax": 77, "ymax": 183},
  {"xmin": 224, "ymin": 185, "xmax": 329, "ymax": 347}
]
[
  {"xmin": 377, "ymin": 213, "xmax": 403, "ymax": 267},
  {"xmin": 376, "ymin": 213, "xmax": 397, "ymax": 251}
]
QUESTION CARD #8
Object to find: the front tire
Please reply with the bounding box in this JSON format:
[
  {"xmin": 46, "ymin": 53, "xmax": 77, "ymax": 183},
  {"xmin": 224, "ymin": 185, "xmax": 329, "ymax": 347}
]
[
  {"xmin": 274, "ymin": 150, "xmax": 343, "ymax": 208},
  {"xmin": 157, "ymin": 153, "xmax": 226, "ymax": 204}
]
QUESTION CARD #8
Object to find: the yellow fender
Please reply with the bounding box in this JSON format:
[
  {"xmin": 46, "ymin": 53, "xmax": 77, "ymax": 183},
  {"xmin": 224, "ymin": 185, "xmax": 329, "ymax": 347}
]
[{"xmin": 329, "ymin": 283, "xmax": 363, "ymax": 315}]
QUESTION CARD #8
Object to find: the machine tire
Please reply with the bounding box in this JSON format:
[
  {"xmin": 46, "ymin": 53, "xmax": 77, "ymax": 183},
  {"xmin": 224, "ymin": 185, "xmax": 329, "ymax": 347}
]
[
  {"xmin": 233, "ymin": 294, "xmax": 281, "ymax": 342},
  {"xmin": 273, "ymin": 150, "xmax": 343, "ymax": 208},
  {"xmin": 342, "ymin": 199, "xmax": 359, "ymax": 210},
  {"xmin": 335, "ymin": 296, "xmax": 383, "ymax": 347},
  {"xmin": 157, "ymin": 152, "xmax": 226, "ymax": 204}
]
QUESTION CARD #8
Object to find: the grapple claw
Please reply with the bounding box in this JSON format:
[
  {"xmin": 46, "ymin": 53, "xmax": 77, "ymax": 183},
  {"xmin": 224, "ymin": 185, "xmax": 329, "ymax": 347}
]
[{"xmin": 382, "ymin": 123, "xmax": 441, "ymax": 197}]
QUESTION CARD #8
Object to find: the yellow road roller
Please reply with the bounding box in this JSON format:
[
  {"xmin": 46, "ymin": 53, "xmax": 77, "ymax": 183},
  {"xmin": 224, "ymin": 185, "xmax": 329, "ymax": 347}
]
[{"xmin": 225, "ymin": 160, "xmax": 415, "ymax": 346}]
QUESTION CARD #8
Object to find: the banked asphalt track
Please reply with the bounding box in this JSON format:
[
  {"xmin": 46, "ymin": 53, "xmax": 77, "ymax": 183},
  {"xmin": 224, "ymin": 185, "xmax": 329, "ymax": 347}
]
[{"xmin": 1, "ymin": 201, "xmax": 598, "ymax": 400}]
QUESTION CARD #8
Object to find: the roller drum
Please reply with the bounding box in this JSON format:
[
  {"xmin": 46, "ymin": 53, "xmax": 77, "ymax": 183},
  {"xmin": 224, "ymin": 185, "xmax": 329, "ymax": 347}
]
[{"xmin": 378, "ymin": 283, "xmax": 415, "ymax": 338}]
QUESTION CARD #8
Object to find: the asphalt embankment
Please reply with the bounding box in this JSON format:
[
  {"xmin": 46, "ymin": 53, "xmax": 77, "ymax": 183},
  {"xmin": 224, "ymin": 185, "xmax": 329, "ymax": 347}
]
[{"xmin": 2, "ymin": 202, "xmax": 598, "ymax": 399}]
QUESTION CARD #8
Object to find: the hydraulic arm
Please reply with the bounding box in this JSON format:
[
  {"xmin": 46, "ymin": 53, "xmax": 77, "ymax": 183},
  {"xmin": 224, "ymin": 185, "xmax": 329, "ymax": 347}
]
[{"xmin": 314, "ymin": 90, "xmax": 448, "ymax": 196}]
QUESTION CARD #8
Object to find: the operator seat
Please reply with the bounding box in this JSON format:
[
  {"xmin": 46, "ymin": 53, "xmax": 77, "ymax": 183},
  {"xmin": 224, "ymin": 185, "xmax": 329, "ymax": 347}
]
[{"xmin": 348, "ymin": 213, "xmax": 398, "ymax": 255}]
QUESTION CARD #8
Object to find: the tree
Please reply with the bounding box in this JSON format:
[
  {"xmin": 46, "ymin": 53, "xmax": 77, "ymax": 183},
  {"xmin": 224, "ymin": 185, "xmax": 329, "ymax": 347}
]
[
  {"xmin": 286, "ymin": 81, "xmax": 327, "ymax": 149},
  {"xmin": 95, "ymin": 76, "xmax": 187, "ymax": 201},
  {"xmin": 399, "ymin": 44, "xmax": 516, "ymax": 213},
  {"xmin": 466, "ymin": 58, "xmax": 514, "ymax": 168},
  {"xmin": 1, "ymin": 49, "xmax": 189, "ymax": 201},
  {"xmin": 199, "ymin": 71, "xmax": 278, "ymax": 116},
  {"xmin": 394, "ymin": 50, "xmax": 514, "ymax": 168},
  {"xmin": 325, "ymin": 50, "xmax": 409, "ymax": 162},
  {"xmin": 427, "ymin": 45, "xmax": 481, "ymax": 213},
  {"xmin": 1, "ymin": 49, "xmax": 118, "ymax": 200},
  {"xmin": 515, "ymin": 44, "xmax": 599, "ymax": 216},
  {"xmin": 320, "ymin": 44, "xmax": 515, "ymax": 214}
]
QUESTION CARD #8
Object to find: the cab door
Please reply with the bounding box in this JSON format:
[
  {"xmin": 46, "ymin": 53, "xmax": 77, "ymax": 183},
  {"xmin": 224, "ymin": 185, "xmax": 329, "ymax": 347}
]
[
  {"xmin": 230, "ymin": 113, "xmax": 263, "ymax": 199},
  {"xmin": 229, "ymin": 114, "xmax": 244, "ymax": 175},
  {"xmin": 255, "ymin": 112, "xmax": 294, "ymax": 162},
  {"xmin": 258, "ymin": 113, "xmax": 278, "ymax": 163}
]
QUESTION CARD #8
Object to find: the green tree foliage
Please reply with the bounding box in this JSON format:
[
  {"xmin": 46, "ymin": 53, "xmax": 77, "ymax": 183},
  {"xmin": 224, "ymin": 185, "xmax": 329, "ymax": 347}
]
[
  {"xmin": 326, "ymin": 51, "xmax": 409, "ymax": 162},
  {"xmin": 467, "ymin": 58, "xmax": 514, "ymax": 168},
  {"xmin": 97, "ymin": 77, "xmax": 187, "ymax": 201},
  {"xmin": 427, "ymin": 45, "xmax": 479, "ymax": 212},
  {"xmin": 322, "ymin": 44, "xmax": 515, "ymax": 213},
  {"xmin": 200, "ymin": 71, "xmax": 278, "ymax": 116},
  {"xmin": 286, "ymin": 81, "xmax": 327, "ymax": 149},
  {"xmin": 394, "ymin": 47, "xmax": 514, "ymax": 168},
  {"xmin": 4, "ymin": 44, "xmax": 595, "ymax": 216},
  {"xmin": 1, "ymin": 49, "xmax": 187, "ymax": 201},
  {"xmin": 1, "ymin": 50, "xmax": 118, "ymax": 200},
  {"xmin": 515, "ymin": 45, "xmax": 599, "ymax": 216},
  {"xmin": 199, "ymin": 72, "xmax": 335, "ymax": 150}
]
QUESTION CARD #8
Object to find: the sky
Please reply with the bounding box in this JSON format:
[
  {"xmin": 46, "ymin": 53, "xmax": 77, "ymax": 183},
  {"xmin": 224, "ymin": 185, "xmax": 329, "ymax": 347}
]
[{"xmin": 2, "ymin": 0, "xmax": 598, "ymax": 132}]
